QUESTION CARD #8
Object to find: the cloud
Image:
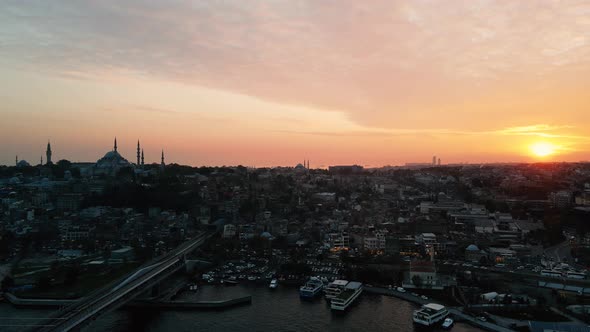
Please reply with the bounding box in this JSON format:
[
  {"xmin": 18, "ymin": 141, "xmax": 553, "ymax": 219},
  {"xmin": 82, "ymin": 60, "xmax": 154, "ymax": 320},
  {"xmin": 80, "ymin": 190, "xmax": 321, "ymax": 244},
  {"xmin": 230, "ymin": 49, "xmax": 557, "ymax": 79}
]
[
  {"xmin": 498, "ymin": 124, "xmax": 574, "ymax": 134},
  {"xmin": 1, "ymin": 1, "xmax": 589, "ymax": 129},
  {"xmin": 101, "ymin": 105, "xmax": 232, "ymax": 123},
  {"xmin": 273, "ymin": 123, "xmax": 590, "ymax": 142}
]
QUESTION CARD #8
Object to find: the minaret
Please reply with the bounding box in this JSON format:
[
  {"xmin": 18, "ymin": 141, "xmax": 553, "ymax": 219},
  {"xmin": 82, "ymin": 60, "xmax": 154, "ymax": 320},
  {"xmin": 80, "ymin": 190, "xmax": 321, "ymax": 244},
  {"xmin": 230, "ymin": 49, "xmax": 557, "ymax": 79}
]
[
  {"xmin": 114, "ymin": 137, "xmax": 118, "ymax": 152},
  {"xmin": 15, "ymin": 155, "xmax": 18, "ymax": 166},
  {"xmin": 137, "ymin": 140, "xmax": 141, "ymax": 166},
  {"xmin": 40, "ymin": 156, "xmax": 43, "ymax": 165},
  {"xmin": 141, "ymin": 149, "xmax": 145, "ymax": 166},
  {"xmin": 46, "ymin": 141, "xmax": 52, "ymax": 165},
  {"xmin": 160, "ymin": 150, "xmax": 166, "ymax": 169}
]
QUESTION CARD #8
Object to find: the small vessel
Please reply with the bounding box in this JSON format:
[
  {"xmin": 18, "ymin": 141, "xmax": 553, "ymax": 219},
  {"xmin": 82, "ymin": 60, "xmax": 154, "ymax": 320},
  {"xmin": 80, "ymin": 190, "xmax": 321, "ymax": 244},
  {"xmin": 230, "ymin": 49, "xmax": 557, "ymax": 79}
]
[
  {"xmin": 330, "ymin": 281, "xmax": 363, "ymax": 311},
  {"xmin": 247, "ymin": 276, "xmax": 257, "ymax": 281},
  {"xmin": 413, "ymin": 303, "xmax": 449, "ymax": 327},
  {"xmin": 299, "ymin": 277, "xmax": 324, "ymax": 298},
  {"xmin": 324, "ymin": 280, "xmax": 349, "ymax": 301},
  {"xmin": 442, "ymin": 317, "xmax": 454, "ymax": 329},
  {"xmin": 269, "ymin": 279, "xmax": 278, "ymax": 289}
]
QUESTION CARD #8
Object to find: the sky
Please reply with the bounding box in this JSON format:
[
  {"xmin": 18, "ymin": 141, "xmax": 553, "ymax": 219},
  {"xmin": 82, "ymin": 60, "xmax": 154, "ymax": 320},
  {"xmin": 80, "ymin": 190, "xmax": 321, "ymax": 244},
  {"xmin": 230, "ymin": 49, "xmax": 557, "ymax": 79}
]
[{"xmin": 1, "ymin": 0, "xmax": 589, "ymax": 167}]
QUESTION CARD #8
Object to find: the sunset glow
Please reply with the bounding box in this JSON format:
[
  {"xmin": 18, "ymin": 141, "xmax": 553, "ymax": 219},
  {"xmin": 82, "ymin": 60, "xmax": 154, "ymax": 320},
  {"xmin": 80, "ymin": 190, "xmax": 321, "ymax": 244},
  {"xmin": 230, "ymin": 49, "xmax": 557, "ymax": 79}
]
[
  {"xmin": 1, "ymin": 1, "xmax": 589, "ymax": 166},
  {"xmin": 530, "ymin": 142, "xmax": 558, "ymax": 158}
]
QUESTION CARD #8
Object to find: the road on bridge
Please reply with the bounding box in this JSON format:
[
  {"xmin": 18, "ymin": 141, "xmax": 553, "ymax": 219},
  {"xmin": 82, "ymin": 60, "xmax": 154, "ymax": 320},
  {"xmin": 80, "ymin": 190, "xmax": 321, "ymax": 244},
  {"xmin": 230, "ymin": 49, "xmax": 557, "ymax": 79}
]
[{"xmin": 35, "ymin": 231, "xmax": 214, "ymax": 332}]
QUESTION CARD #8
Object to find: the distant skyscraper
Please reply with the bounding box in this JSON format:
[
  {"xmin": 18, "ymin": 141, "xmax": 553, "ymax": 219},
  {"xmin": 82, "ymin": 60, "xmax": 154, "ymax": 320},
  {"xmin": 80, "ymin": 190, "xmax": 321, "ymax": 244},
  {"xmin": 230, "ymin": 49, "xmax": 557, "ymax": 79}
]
[
  {"xmin": 438, "ymin": 158, "xmax": 441, "ymax": 166},
  {"xmin": 432, "ymin": 155, "xmax": 436, "ymax": 165},
  {"xmin": 46, "ymin": 141, "xmax": 52, "ymax": 165}
]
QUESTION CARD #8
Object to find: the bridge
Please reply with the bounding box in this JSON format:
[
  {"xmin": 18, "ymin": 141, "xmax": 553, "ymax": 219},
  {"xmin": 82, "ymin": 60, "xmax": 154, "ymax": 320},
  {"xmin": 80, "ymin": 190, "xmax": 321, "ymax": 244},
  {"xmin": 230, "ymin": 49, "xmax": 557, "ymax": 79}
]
[{"xmin": 35, "ymin": 231, "xmax": 214, "ymax": 332}]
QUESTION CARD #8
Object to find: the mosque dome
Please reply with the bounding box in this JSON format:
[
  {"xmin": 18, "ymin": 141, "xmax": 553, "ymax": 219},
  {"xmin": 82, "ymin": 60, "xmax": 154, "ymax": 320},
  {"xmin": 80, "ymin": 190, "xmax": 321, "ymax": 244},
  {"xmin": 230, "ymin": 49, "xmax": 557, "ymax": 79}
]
[
  {"xmin": 260, "ymin": 231, "xmax": 273, "ymax": 239},
  {"xmin": 295, "ymin": 163, "xmax": 305, "ymax": 169},
  {"xmin": 95, "ymin": 150, "xmax": 130, "ymax": 169},
  {"xmin": 16, "ymin": 160, "xmax": 31, "ymax": 167},
  {"xmin": 93, "ymin": 138, "xmax": 132, "ymax": 175},
  {"xmin": 466, "ymin": 244, "xmax": 480, "ymax": 251}
]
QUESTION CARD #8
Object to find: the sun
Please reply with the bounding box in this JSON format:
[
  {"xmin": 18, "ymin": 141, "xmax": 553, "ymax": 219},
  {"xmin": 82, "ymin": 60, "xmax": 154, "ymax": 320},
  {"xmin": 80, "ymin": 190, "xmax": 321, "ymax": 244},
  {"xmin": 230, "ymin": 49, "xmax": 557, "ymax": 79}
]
[{"xmin": 530, "ymin": 142, "xmax": 557, "ymax": 157}]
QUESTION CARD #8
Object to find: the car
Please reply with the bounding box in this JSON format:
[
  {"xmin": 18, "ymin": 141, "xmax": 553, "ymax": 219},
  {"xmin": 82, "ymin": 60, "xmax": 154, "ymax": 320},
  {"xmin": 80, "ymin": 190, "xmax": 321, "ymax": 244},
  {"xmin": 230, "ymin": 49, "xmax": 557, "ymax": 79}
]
[
  {"xmin": 421, "ymin": 295, "xmax": 429, "ymax": 300},
  {"xmin": 396, "ymin": 287, "xmax": 406, "ymax": 293},
  {"xmin": 477, "ymin": 316, "xmax": 487, "ymax": 322},
  {"xmin": 411, "ymin": 292, "xmax": 418, "ymax": 297}
]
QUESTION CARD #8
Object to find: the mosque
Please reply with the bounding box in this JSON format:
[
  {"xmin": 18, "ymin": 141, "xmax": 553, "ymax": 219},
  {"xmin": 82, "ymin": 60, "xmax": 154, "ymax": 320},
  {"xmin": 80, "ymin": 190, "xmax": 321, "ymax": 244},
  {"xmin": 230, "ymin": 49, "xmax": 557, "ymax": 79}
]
[
  {"xmin": 93, "ymin": 138, "xmax": 166, "ymax": 176},
  {"xmin": 14, "ymin": 138, "xmax": 167, "ymax": 177},
  {"xmin": 93, "ymin": 138, "xmax": 132, "ymax": 175}
]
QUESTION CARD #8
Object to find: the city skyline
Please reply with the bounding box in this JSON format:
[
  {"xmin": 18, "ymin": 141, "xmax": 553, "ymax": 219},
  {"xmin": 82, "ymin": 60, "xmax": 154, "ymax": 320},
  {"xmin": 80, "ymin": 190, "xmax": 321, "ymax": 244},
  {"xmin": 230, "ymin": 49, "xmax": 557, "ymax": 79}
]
[
  {"xmin": 1, "ymin": 1, "xmax": 590, "ymax": 166},
  {"xmin": 3, "ymin": 135, "xmax": 589, "ymax": 169}
]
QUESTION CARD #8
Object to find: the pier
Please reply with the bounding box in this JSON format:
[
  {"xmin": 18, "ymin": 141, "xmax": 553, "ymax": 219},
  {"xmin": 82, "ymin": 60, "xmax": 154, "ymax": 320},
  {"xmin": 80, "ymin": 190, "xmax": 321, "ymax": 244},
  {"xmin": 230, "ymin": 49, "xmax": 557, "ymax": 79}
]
[
  {"xmin": 129, "ymin": 296, "xmax": 252, "ymax": 310},
  {"xmin": 4, "ymin": 292, "xmax": 252, "ymax": 311},
  {"xmin": 364, "ymin": 286, "xmax": 515, "ymax": 332}
]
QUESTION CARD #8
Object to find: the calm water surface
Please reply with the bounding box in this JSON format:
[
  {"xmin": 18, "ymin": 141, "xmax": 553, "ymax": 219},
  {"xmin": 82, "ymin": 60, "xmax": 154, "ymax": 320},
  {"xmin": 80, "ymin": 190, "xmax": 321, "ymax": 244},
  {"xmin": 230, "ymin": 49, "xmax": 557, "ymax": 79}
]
[{"xmin": 0, "ymin": 284, "xmax": 483, "ymax": 332}]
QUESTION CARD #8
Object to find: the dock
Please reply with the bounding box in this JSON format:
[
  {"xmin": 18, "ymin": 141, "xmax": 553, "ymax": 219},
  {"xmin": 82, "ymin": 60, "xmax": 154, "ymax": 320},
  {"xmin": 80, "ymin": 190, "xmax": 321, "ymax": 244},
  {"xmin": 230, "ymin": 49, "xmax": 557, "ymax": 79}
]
[
  {"xmin": 4, "ymin": 292, "xmax": 252, "ymax": 311},
  {"xmin": 129, "ymin": 295, "xmax": 252, "ymax": 310},
  {"xmin": 364, "ymin": 287, "xmax": 515, "ymax": 332}
]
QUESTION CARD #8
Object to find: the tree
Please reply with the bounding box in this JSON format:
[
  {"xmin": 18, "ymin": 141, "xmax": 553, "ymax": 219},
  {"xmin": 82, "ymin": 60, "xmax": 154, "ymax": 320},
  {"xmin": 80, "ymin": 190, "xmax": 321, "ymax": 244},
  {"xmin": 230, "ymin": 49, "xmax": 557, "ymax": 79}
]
[
  {"xmin": 56, "ymin": 159, "xmax": 72, "ymax": 169},
  {"xmin": 412, "ymin": 274, "xmax": 423, "ymax": 288},
  {"xmin": 37, "ymin": 275, "xmax": 51, "ymax": 290},
  {"xmin": 64, "ymin": 266, "xmax": 80, "ymax": 285},
  {"xmin": 1, "ymin": 276, "xmax": 14, "ymax": 291}
]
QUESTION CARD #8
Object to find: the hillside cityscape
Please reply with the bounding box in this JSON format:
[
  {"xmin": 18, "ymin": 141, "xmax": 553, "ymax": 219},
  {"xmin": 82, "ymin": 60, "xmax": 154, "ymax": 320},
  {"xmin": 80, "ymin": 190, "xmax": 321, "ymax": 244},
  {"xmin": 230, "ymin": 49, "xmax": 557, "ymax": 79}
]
[
  {"xmin": 1, "ymin": 140, "xmax": 590, "ymax": 331},
  {"xmin": 2, "ymin": 1, "xmax": 590, "ymax": 331}
]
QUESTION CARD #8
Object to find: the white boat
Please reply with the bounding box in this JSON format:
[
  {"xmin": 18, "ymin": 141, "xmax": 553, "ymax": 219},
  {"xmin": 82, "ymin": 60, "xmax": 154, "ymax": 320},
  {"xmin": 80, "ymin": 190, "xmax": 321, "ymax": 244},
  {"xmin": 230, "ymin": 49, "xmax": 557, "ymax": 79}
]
[
  {"xmin": 324, "ymin": 280, "xmax": 349, "ymax": 301},
  {"xmin": 442, "ymin": 317, "xmax": 454, "ymax": 329},
  {"xmin": 299, "ymin": 277, "xmax": 323, "ymax": 298},
  {"xmin": 330, "ymin": 281, "xmax": 363, "ymax": 311},
  {"xmin": 413, "ymin": 303, "xmax": 449, "ymax": 327},
  {"xmin": 269, "ymin": 279, "xmax": 278, "ymax": 289}
]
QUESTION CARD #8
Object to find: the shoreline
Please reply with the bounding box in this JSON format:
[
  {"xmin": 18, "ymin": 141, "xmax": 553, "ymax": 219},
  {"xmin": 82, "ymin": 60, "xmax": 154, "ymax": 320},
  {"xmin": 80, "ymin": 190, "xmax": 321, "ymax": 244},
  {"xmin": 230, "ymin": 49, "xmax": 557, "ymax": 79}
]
[{"xmin": 3, "ymin": 292, "xmax": 252, "ymax": 310}]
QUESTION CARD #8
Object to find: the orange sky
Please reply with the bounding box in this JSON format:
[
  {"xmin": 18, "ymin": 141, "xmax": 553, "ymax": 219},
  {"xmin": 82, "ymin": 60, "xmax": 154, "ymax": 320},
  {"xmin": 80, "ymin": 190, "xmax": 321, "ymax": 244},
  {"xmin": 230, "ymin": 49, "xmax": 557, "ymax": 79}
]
[{"xmin": 1, "ymin": 1, "xmax": 589, "ymax": 167}]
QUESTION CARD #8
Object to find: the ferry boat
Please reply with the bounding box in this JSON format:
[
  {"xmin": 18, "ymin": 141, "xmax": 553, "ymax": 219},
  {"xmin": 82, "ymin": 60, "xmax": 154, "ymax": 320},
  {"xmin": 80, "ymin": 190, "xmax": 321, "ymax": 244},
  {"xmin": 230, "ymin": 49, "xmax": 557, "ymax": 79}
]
[
  {"xmin": 299, "ymin": 277, "xmax": 323, "ymax": 298},
  {"xmin": 413, "ymin": 303, "xmax": 449, "ymax": 327},
  {"xmin": 330, "ymin": 281, "xmax": 363, "ymax": 311},
  {"xmin": 324, "ymin": 280, "xmax": 349, "ymax": 301},
  {"xmin": 269, "ymin": 279, "xmax": 278, "ymax": 289}
]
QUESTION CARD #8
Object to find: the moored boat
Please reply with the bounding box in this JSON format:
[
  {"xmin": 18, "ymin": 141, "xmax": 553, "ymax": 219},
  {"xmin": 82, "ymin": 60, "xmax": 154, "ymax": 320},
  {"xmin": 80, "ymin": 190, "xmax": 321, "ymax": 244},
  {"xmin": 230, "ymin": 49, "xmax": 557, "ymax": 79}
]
[
  {"xmin": 413, "ymin": 303, "xmax": 449, "ymax": 327},
  {"xmin": 324, "ymin": 280, "xmax": 349, "ymax": 301},
  {"xmin": 299, "ymin": 277, "xmax": 323, "ymax": 298},
  {"xmin": 330, "ymin": 281, "xmax": 363, "ymax": 311}
]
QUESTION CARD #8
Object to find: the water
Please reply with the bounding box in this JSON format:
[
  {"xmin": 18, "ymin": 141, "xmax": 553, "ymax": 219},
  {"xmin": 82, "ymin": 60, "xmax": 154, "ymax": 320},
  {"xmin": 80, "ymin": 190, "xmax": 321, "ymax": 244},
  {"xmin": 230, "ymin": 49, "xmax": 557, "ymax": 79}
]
[{"xmin": 0, "ymin": 285, "xmax": 482, "ymax": 332}]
